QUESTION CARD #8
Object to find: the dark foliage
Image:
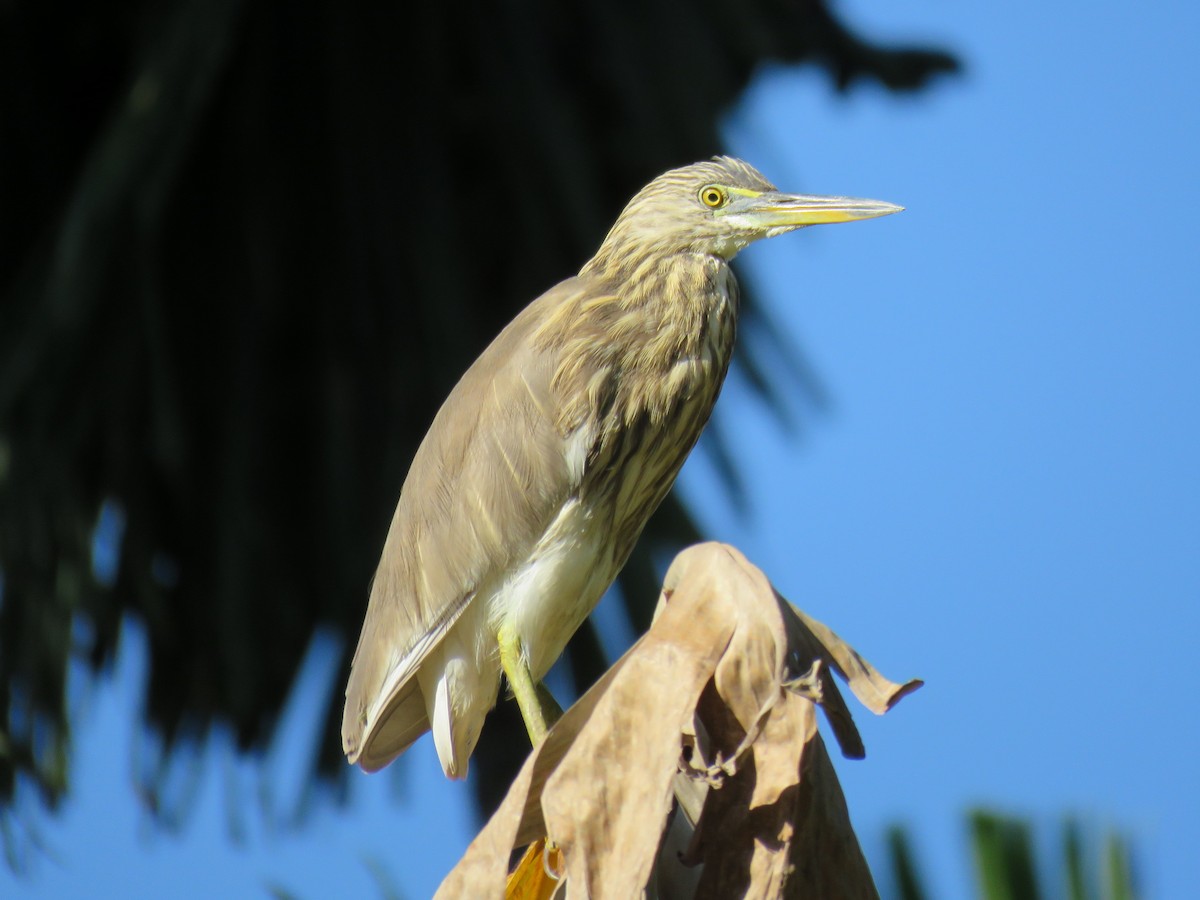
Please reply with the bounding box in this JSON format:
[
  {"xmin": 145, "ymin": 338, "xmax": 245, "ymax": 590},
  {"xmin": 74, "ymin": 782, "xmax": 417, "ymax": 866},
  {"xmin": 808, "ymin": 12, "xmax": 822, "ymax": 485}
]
[
  {"xmin": 886, "ymin": 814, "xmax": 1139, "ymax": 900},
  {"xmin": 0, "ymin": 0, "xmax": 956, "ymax": 823}
]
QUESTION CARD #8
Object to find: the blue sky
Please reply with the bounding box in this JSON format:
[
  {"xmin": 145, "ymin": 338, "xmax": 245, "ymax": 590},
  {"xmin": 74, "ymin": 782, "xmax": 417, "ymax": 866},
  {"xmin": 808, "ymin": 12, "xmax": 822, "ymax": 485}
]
[{"xmin": 6, "ymin": 1, "xmax": 1199, "ymax": 897}]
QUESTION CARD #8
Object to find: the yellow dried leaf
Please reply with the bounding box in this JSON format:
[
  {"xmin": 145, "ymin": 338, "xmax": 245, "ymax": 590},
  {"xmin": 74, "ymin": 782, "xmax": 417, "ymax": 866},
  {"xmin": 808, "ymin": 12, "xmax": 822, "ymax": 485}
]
[{"xmin": 505, "ymin": 839, "xmax": 564, "ymax": 900}]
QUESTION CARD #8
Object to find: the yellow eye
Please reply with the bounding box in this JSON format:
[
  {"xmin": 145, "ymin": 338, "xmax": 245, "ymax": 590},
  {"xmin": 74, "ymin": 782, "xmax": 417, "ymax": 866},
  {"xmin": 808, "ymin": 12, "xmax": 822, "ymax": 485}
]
[{"xmin": 699, "ymin": 185, "xmax": 726, "ymax": 209}]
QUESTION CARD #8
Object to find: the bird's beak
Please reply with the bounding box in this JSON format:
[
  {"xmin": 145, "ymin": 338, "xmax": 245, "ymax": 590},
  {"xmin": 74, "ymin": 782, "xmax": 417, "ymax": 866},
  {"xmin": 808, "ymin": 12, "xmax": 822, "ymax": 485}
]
[{"xmin": 732, "ymin": 191, "xmax": 904, "ymax": 227}]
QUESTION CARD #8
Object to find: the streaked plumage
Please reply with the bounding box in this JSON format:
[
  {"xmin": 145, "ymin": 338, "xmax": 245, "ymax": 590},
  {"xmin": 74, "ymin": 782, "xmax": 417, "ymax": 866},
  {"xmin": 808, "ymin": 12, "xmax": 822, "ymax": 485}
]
[{"xmin": 342, "ymin": 157, "xmax": 901, "ymax": 777}]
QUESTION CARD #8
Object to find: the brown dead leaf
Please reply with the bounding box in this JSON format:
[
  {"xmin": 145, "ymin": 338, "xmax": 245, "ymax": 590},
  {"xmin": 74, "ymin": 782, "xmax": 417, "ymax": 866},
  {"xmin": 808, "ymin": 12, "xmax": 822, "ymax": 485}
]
[
  {"xmin": 784, "ymin": 600, "xmax": 924, "ymax": 714},
  {"xmin": 436, "ymin": 542, "xmax": 921, "ymax": 899}
]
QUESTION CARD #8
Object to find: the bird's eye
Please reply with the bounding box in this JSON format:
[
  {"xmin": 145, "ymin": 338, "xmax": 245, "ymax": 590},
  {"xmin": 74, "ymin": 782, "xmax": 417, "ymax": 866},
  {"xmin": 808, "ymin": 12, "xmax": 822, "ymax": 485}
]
[{"xmin": 699, "ymin": 186, "xmax": 727, "ymax": 209}]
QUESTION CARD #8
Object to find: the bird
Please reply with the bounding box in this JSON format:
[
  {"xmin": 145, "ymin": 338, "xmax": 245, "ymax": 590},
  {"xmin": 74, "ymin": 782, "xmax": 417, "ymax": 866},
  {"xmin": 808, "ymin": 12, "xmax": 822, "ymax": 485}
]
[{"xmin": 342, "ymin": 157, "xmax": 901, "ymax": 778}]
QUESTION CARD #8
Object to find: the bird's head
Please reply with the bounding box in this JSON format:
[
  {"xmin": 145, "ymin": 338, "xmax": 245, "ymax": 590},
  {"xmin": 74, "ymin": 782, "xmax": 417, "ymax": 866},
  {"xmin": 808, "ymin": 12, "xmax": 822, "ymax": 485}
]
[{"xmin": 586, "ymin": 156, "xmax": 902, "ymax": 273}]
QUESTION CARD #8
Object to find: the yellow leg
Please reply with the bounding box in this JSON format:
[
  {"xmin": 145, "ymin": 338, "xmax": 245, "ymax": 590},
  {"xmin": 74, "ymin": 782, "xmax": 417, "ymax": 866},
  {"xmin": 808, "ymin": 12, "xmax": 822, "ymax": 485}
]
[
  {"xmin": 498, "ymin": 625, "xmax": 551, "ymax": 746},
  {"xmin": 498, "ymin": 628, "xmax": 566, "ymax": 890}
]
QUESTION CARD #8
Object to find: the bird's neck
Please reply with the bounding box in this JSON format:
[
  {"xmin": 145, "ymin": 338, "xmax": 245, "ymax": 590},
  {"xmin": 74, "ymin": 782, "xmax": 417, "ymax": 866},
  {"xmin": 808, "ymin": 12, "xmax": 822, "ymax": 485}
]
[
  {"xmin": 541, "ymin": 251, "xmax": 739, "ymax": 437},
  {"xmin": 584, "ymin": 249, "xmax": 737, "ymax": 331}
]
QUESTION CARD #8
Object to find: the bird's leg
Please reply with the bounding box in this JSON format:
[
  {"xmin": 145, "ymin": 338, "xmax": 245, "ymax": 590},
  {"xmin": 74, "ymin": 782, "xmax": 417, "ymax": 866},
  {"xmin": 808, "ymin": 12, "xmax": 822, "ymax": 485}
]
[
  {"xmin": 498, "ymin": 625, "xmax": 558, "ymax": 746},
  {"xmin": 498, "ymin": 626, "xmax": 567, "ymax": 885}
]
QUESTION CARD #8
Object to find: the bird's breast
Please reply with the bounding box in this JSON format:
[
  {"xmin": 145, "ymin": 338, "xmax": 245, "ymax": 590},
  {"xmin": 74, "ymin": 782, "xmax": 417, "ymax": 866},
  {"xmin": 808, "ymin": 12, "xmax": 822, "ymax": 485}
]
[
  {"xmin": 584, "ymin": 278, "xmax": 738, "ymax": 569},
  {"xmin": 485, "ymin": 489, "xmax": 614, "ymax": 681}
]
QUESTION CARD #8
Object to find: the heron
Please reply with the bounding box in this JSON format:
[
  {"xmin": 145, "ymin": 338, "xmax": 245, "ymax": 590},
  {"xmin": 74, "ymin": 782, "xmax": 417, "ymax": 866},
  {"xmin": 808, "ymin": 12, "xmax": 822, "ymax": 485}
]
[{"xmin": 342, "ymin": 157, "xmax": 901, "ymax": 778}]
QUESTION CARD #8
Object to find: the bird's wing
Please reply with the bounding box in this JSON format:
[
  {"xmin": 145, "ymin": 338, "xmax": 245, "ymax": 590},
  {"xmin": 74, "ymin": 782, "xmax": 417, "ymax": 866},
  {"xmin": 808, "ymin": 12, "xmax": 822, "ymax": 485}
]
[{"xmin": 342, "ymin": 277, "xmax": 593, "ymax": 767}]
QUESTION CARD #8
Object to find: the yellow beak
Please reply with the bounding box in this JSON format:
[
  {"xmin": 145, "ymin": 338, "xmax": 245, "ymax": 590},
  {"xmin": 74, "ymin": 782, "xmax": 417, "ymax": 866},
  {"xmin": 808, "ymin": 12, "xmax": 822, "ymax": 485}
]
[{"xmin": 732, "ymin": 191, "xmax": 904, "ymax": 227}]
